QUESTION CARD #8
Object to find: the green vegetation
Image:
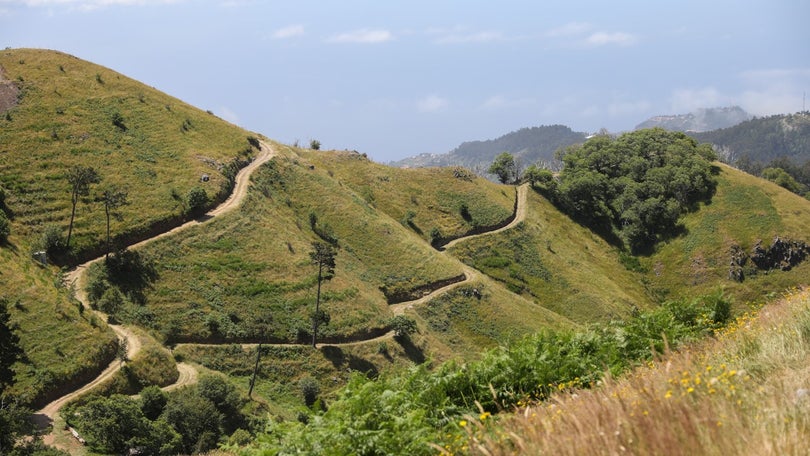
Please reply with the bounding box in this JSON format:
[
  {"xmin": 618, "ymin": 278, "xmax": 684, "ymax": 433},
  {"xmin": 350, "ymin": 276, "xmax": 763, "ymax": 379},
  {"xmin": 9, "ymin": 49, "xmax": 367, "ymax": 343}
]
[
  {"xmin": 0, "ymin": 48, "xmax": 257, "ymax": 411},
  {"xmin": 471, "ymin": 288, "xmax": 810, "ymax": 455},
  {"xmin": 299, "ymin": 149, "xmax": 515, "ymax": 244},
  {"xmin": 552, "ymin": 129, "xmax": 718, "ymax": 252},
  {"xmin": 3, "ymin": 50, "xmax": 810, "ymax": 455},
  {"xmin": 240, "ymin": 293, "xmax": 733, "ymax": 455},
  {"xmin": 693, "ymin": 111, "xmax": 810, "ymax": 164},
  {"xmin": 66, "ymin": 374, "xmax": 247, "ymax": 455},
  {"xmin": 309, "ymin": 241, "xmax": 337, "ymax": 347},
  {"xmin": 488, "ymin": 151, "xmax": 519, "ymax": 184}
]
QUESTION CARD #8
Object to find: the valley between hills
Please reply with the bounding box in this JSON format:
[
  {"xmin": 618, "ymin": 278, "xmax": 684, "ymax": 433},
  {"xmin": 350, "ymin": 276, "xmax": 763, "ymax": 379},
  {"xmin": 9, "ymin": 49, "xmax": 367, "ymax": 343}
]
[{"xmin": 2, "ymin": 48, "xmax": 810, "ymax": 455}]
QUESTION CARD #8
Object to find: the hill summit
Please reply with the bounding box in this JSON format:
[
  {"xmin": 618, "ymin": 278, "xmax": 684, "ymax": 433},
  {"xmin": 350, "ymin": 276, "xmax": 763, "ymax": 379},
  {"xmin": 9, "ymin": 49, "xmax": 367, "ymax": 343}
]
[{"xmin": 635, "ymin": 106, "xmax": 751, "ymax": 132}]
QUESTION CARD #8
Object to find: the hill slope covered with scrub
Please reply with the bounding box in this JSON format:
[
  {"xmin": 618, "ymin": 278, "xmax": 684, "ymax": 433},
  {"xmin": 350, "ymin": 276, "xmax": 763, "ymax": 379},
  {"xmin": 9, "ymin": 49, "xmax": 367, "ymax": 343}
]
[
  {"xmin": 0, "ymin": 48, "xmax": 259, "ymax": 407},
  {"xmin": 1, "ymin": 50, "xmax": 810, "ymax": 455}
]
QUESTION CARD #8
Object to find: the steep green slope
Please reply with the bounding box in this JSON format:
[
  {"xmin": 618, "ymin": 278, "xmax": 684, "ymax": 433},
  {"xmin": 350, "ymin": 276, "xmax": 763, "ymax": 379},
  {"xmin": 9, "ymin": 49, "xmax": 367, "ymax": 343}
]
[
  {"xmin": 449, "ymin": 191, "xmax": 651, "ymax": 323},
  {"xmin": 644, "ymin": 163, "xmax": 810, "ymax": 305},
  {"xmin": 301, "ymin": 150, "xmax": 516, "ymax": 244},
  {"xmin": 0, "ymin": 49, "xmax": 257, "ymax": 407},
  {"xmin": 131, "ymin": 145, "xmax": 468, "ymax": 343},
  {"xmin": 0, "ymin": 49, "xmax": 256, "ymax": 258}
]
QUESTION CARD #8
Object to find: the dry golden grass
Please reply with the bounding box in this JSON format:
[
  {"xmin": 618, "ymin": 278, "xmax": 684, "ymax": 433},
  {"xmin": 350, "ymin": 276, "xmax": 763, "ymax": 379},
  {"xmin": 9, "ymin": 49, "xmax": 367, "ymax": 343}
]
[{"xmin": 465, "ymin": 287, "xmax": 810, "ymax": 455}]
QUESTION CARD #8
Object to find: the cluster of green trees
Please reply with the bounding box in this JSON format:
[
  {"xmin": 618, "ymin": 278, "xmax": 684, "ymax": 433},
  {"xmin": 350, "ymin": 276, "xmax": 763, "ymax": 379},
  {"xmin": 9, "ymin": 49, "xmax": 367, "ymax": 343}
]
[
  {"xmin": 65, "ymin": 375, "xmax": 248, "ymax": 455},
  {"xmin": 512, "ymin": 129, "xmax": 718, "ymax": 253},
  {"xmin": 736, "ymin": 156, "xmax": 810, "ymax": 199},
  {"xmin": 241, "ymin": 293, "xmax": 732, "ymax": 455}
]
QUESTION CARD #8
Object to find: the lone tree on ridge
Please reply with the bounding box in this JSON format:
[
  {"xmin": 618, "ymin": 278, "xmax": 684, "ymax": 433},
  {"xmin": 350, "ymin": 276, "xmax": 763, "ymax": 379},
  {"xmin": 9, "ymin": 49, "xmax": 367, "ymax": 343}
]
[{"xmin": 488, "ymin": 152, "xmax": 519, "ymax": 184}]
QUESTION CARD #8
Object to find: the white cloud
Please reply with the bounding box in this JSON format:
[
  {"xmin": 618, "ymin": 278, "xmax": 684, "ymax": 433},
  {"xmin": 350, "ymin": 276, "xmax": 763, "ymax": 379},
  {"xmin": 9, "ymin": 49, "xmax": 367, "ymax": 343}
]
[
  {"xmin": 480, "ymin": 95, "xmax": 535, "ymax": 110},
  {"xmin": 417, "ymin": 95, "xmax": 448, "ymax": 113},
  {"xmin": 327, "ymin": 29, "xmax": 392, "ymax": 44},
  {"xmin": 669, "ymin": 87, "xmax": 731, "ymax": 113},
  {"xmin": 273, "ymin": 24, "xmax": 304, "ymax": 40},
  {"xmin": 546, "ymin": 22, "xmax": 592, "ymax": 38},
  {"xmin": 585, "ymin": 32, "xmax": 636, "ymax": 47},
  {"xmin": 434, "ymin": 30, "xmax": 504, "ymax": 44}
]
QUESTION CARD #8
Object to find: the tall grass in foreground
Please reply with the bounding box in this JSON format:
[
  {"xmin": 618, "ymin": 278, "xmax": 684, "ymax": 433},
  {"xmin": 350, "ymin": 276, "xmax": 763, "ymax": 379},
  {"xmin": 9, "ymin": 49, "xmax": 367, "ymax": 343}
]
[{"xmin": 467, "ymin": 287, "xmax": 810, "ymax": 455}]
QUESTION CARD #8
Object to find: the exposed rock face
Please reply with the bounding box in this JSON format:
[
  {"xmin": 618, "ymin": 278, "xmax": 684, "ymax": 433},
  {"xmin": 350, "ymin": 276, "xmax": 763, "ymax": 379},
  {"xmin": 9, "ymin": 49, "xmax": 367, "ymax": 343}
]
[
  {"xmin": 751, "ymin": 236, "xmax": 809, "ymax": 272},
  {"xmin": 729, "ymin": 236, "xmax": 809, "ymax": 282},
  {"xmin": 729, "ymin": 244, "xmax": 747, "ymax": 282}
]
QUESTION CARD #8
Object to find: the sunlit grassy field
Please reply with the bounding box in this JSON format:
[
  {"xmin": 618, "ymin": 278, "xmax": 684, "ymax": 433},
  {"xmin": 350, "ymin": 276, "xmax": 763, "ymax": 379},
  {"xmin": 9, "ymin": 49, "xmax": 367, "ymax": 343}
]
[
  {"xmin": 0, "ymin": 49, "xmax": 254, "ymax": 255},
  {"xmin": 449, "ymin": 190, "xmax": 651, "ymax": 323}
]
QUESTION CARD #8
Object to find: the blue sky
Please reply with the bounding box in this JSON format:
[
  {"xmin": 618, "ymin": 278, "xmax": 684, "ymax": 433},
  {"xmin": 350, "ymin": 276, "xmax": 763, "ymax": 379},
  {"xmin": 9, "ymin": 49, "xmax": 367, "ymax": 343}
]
[{"xmin": 2, "ymin": 0, "xmax": 809, "ymax": 162}]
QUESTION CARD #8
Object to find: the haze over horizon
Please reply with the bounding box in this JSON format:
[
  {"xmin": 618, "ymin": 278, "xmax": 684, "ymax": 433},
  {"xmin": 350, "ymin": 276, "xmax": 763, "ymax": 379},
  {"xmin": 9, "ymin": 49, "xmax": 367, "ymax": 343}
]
[{"xmin": 2, "ymin": 0, "xmax": 809, "ymax": 162}]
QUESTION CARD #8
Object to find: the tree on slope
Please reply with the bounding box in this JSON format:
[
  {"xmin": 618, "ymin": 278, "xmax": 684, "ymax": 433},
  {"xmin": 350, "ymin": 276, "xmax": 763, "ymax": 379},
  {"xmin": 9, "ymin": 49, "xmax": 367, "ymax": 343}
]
[
  {"xmin": 555, "ymin": 128, "xmax": 717, "ymax": 253},
  {"xmin": 489, "ymin": 152, "xmax": 519, "ymax": 184},
  {"xmin": 98, "ymin": 185, "xmax": 129, "ymax": 260},
  {"xmin": 309, "ymin": 241, "xmax": 336, "ymax": 347},
  {"xmin": 66, "ymin": 165, "xmax": 101, "ymax": 248}
]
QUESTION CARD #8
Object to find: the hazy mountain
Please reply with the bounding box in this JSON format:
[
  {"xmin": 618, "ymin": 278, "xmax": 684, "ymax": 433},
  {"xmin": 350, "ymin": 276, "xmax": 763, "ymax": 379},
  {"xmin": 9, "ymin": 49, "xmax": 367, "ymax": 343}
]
[
  {"xmin": 635, "ymin": 106, "xmax": 751, "ymax": 132},
  {"xmin": 392, "ymin": 125, "xmax": 587, "ymax": 171},
  {"xmin": 690, "ymin": 111, "xmax": 810, "ymax": 164}
]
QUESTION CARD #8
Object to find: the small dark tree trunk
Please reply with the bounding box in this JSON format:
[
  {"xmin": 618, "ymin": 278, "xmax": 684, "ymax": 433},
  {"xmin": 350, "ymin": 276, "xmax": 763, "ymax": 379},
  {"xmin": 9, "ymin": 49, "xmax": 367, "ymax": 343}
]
[
  {"xmin": 67, "ymin": 190, "xmax": 78, "ymax": 248},
  {"xmin": 248, "ymin": 343, "xmax": 262, "ymax": 398},
  {"xmin": 105, "ymin": 202, "xmax": 111, "ymax": 260}
]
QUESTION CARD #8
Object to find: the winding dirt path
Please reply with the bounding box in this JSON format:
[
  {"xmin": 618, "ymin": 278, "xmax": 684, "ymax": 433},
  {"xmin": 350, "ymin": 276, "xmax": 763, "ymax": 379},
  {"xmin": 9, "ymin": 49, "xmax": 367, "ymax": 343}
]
[
  {"xmin": 35, "ymin": 147, "xmax": 528, "ymax": 449},
  {"xmin": 175, "ymin": 184, "xmax": 527, "ymax": 351},
  {"xmin": 34, "ymin": 142, "xmax": 276, "ymax": 445}
]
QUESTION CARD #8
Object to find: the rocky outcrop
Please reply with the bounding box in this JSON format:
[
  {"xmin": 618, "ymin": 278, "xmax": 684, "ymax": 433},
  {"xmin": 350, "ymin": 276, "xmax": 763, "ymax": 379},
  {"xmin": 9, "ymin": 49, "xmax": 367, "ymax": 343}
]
[
  {"xmin": 729, "ymin": 236, "xmax": 809, "ymax": 282},
  {"xmin": 751, "ymin": 236, "xmax": 809, "ymax": 272}
]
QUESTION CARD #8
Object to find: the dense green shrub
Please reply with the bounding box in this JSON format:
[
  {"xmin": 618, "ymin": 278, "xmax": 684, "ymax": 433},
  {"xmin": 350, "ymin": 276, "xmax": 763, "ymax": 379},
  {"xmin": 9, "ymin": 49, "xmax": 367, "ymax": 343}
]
[
  {"xmin": 554, "ymin": 128, "xmax": 717, "ymax": 252},
  {"xmin": 186, "ymin": 187, "xmax": 209, "ymax": 215}
]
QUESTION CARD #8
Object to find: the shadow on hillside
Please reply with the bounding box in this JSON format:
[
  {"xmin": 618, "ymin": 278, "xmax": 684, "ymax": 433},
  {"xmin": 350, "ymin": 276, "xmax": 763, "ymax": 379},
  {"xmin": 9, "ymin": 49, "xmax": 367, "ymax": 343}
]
[
  {"xmin": 396, "ymin": 336, "xmax": 425, "ymax": 364},
  {"xmin": 320, "ymin": 346, "xmax": 379, "ymax": 378}
]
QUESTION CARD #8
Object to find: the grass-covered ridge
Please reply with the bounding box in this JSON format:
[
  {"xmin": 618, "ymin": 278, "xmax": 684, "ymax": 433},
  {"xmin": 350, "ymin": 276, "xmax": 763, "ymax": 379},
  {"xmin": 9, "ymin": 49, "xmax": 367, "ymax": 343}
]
[
  {"xmin": 0, "ymin": 49, "xmax": 256, "ymax": 258},
  {"xmin": 0, "ymin": 48, "xmax": 256, "ymax": 408},
  {"xmin": 121, "ymin": 145, "xmax": 473, "ymax": 343}
]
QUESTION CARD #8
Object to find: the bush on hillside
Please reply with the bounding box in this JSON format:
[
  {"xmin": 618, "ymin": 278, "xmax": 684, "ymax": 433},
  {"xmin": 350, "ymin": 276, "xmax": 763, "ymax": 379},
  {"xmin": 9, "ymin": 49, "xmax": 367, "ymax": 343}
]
[
  {"xmin": 553, "ymin": 128, "xmax": 718, "ymax": 252},
  {"xmin": 186, "ymin": 187, "xmax": 208, "ymax": 216}
]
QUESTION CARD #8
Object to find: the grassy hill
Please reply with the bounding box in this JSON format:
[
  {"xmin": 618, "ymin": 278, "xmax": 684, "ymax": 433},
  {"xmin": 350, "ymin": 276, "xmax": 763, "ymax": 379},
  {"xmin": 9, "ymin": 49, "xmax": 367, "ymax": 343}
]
[
  {"xmin": 0, "ymin": 48, "xmax": 257, "ymax": 407},
  {"xmin": 2, "ymin": 49, "xmax": 810, "ymax": 454}
]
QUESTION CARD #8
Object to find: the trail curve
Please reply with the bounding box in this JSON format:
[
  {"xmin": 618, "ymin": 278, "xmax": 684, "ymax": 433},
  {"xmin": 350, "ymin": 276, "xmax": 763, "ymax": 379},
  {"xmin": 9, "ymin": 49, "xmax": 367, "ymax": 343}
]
[{"xmin": 34, "ymin": 141, "xmax": 276, "ymax": 443}]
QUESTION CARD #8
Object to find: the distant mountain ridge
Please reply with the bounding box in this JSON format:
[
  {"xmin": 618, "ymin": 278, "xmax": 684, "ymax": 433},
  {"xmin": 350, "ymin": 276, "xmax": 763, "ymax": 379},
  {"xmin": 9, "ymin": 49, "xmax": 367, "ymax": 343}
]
[
  {"xmin": 392, "ymin": 124, "xmax": 587, "ymax": 171},
  {"xmin": 690, "ymin": 112, "xmax": 810, "ymax": 164},
  {"xmin": 635, "ymin": 106, "xmax": 751, "ymax": 132}
]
